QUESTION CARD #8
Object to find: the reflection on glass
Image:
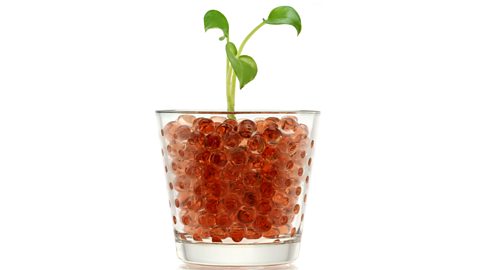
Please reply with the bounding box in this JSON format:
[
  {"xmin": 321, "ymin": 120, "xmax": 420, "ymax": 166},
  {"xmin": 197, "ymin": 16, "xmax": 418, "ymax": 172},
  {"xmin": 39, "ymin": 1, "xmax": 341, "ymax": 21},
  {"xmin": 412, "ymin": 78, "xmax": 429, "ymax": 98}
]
[{"xmin": 178, "ymin": 263, "xmax": 298, "ymax": 270}]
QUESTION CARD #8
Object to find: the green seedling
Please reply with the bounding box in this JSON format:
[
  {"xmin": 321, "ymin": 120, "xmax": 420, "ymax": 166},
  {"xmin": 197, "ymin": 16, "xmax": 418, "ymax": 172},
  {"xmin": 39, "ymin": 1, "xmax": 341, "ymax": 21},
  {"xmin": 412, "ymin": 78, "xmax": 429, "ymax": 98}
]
[{"xmin": 204, "ymin": 6, "xmax": 302, "ymax": 117}]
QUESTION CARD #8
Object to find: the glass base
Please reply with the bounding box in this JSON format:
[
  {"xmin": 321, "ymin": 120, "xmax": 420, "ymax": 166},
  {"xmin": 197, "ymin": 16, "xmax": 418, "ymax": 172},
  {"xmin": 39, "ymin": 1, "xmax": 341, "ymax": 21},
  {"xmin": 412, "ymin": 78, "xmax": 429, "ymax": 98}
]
[{"xmin": 176, "ymin": 240, "xmax": 300, "ymax": 266}]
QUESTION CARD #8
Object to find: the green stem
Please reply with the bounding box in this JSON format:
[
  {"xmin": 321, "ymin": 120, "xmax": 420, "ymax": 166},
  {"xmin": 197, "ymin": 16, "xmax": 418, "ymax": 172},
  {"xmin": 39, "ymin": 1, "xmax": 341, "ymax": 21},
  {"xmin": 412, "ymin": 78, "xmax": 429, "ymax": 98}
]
[
  {"xmin": 238, "ymin": 21, "xmax": 266, "ymax": 55},
  {"xmin": 226, "ymin": 21, "xmax": 266, "ymax": 118}
]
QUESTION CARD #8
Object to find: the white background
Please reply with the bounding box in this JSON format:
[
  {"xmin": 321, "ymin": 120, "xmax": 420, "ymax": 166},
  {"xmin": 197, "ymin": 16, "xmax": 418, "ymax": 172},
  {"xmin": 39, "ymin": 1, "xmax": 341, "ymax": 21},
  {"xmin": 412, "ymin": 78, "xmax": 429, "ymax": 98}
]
[{"xmin": 1, "ymin": 0, "xmax": 479, "ymax": 269}]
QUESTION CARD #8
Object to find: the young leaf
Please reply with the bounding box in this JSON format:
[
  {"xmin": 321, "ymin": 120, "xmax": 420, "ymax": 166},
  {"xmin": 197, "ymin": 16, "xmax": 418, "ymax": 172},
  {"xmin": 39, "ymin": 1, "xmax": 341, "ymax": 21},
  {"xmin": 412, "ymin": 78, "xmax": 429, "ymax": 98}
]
[
  {"xmin": 265, "ymin": 6, "xmax": 302, "ymax": 35},
  {"xmin": 226, "ymin": 42, "xmax": 258, "ymax": 89},
  {"xmin": 204, "ymin": 10, "xmax": 229, "ymax": 39}
]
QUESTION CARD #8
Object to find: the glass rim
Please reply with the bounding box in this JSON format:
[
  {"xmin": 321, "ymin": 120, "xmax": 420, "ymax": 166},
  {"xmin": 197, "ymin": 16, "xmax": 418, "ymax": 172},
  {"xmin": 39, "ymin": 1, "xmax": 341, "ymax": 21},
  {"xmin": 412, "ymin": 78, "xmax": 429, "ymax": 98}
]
[{"xmin": 156, "ymin": 110, "xmax": 320, "ymax": 115}]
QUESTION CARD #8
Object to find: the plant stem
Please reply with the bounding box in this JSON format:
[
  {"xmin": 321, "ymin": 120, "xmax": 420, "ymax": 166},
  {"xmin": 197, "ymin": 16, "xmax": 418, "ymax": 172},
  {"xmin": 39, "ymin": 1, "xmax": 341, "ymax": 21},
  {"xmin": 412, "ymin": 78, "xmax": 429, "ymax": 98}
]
[
  {"xmin": 226, "ymin": 21, "xmax": 266, "ymax": 118},
  {"xmin": 238, "ymin": 21, "xmax": 266, "ymax": 55}
]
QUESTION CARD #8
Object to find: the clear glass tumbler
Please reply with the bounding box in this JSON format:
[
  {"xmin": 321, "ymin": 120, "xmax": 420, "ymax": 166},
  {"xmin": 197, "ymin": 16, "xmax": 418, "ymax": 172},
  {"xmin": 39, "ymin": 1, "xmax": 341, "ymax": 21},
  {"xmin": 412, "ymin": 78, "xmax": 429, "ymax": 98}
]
[{"xmin": 156, "ymin": 110, "xmax": 319, "ymax": 266}]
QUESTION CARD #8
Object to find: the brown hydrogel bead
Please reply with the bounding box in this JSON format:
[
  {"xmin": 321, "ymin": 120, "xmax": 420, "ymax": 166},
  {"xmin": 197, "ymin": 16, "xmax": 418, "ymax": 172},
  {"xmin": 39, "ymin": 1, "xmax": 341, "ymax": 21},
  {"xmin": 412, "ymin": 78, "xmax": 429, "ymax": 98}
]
[
  {"xmin": 279, "ymin": 116, "xmax": 298, "ymax": 133},
  {"xmin": 253, "ymin": 215, "xmax": 272, "ymax": 232},
  {"xmin": 293, "ymin": 204, "xmax": 300, "ymax": 214},
  {"xmin": 247, "ymin": 134, "xmax": 266, "ymax": 153},
  {"xmin": 210, "ymin": 226, "xmax": 228, "ymax": 240},
  {"xmin": 205, "ymin": 134, "xmax": 222, "ymax": 150},
  {"xmin": 163, "ymin": 121, "xmax": 178, "ymax": 141},
  {"xmin": 216, "ymin": 123, "xmax": 233, "ymax": 136},
  {"xmin": 257, "ymin": 200, "xmax": 272, "ymax": 215},
  {"xmin": 262, "ymin": 126, "xmax": 282, "ymax": 144},
  {"xmin": 243, "ymin": 192, "xmax": 258, "ymax": 206},
  {"xmin": 263, "ymin": 227, "xmax": 280, "ymax": 238},
  {"xmin": 223, "ymin": 119, "xmax": 238, "ymax": 130},
  {"xmin": 187, "ymin": 131, "xmax": 205, "ymax": 146},
  {"xmin": 193, "ymin": 118, "xmax": 215, "ymax": 134},
  {"xmin": 174, "ymin": 125, "xmax": 191, "ymax": 141},
  {"xmin": 223, "ymin": 131, "xmax": 242, "ymax": 148},
  {"xmin": 215, "ymin": 213, "xmax": 233, "ymax": 227},
  {"xmin": 238, "ymin": 119, "xmax": 257, "ymax": 138},
  {"xmin": 237, "ymin": 207, "xmax": 256, "ymax": 223},
  {"xmin": 229, "ymin": 223, "xmax": 246, "ymax": 242},
  {"xmin": 198, "ymin": 211, "xmax": 216, "ymax": 227},
  {"xmin": 210, "ymin": 151, "xmax": 227, "ymax": 167},
  {"xmin": 222, "ymin": 194, "xmax": 240, "ymax": 213},
  {"xmin": 260, "ymin": 182, "xmax": 275, "ymax": 198},
  {"xmin": 177, "ymin": 115, "xmax": 196, "ymax": 126},
  {"xmin": 244, "ymin": 227, "xmax": 262, "ymax": 239},
  {"xmin": 229, "ymin": 147, "xmax": 247, "ymax": 165},
  {"xmin": 243, "ymin": 171, "xmax": 261, "ymax": 187}
]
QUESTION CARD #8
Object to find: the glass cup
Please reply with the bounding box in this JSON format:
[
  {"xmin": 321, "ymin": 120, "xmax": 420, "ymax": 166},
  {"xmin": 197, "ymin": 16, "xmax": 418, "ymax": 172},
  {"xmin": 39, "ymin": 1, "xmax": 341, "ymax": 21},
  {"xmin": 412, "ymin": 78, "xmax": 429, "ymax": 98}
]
[{"xmin": 156, "ymin": 110, "xmax": 319, "ymax": 266}]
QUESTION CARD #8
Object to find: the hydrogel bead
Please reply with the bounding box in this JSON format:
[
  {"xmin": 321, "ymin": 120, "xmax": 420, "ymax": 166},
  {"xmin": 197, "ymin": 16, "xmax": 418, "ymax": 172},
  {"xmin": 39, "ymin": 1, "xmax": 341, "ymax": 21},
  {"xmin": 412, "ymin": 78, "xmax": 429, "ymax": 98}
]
[
  {"xmin": 256, "ymin": 120, "xmax": 268, "ymax": 133},
  {"xmin": 177, "ymin": 144, "xmax": 192, "ymax": 159},
  {"xmin": 181, "ymin": 214, "xmax": 192, "ymax": 225},
  {"xmin": 265, "ymin": 117, "xmax": 280, "ymax": 128},
  {"xmin": 202, "ymin": 165, "xmax": 219, "ymax": 182},
  {"xmin": 253, "ymin": 215, "xmax": 272, "ymax": 232},
  {"xmin": 184, "ymin": 196, "xmax": 203, "ymax": 211},
  {"xmin": 295, "ymin": 186, "xmax": 302, "ymax": 196},
  {"xmin": 192, "ymin": 233, "xmax": 203, "ymax": 241},
  {"xmin": 260, "ymin": 182, "xmax": 275, "ymax": 198},
  {"xmin": 262, "ymin": 126, "xmax": 282, "ymax": 144},
  {"xmin": 279, "ymin": 116, "xmax": 298, "ymax": 133},
  {"xmin": 221, "ymin": 164, "xmax": 242, "ymax": 181},
  {"xmin": 216, "ymin": 123, "xmax": 234, "ymax": 136},
  {"xmin": 256, "ymin": 200, "xmax": 272, "ymax": 215},
  {"xmin": 244, "ymin": 227, "xmax": 262, "ymax": 239},
  {"xmin": 247, "ymin": 134, "xmax": 266, "ymax": 154},
  {"xmin": 205, "ymin": 197, "xmax": 219, "ymax": 214},
  {"xmin": 262, "ymin": 146, "xmax": 279, "ymax": 160},
  {"xmin": 237, "ymin": 207, "xmax": 256, "ymax": 224},
  {"xmin": 263, "ymin": 227, "xmax": 280, "ymax": 238},
  {"xmin": 211, "ymin": 116, "xmax": 227, "ymax": 123},
  {"xmin": 243, "ymin": 171, "xmax": 261, "ymax": 187},
  {"xmin": 292, "ymin": 124, "xmax": 309, "ymax": 142},
  {"xmin": 198, "ymin": 211, "xmax": 216, "ymax": 227},
  {"xmin": 221, "ymin": 194, "xmax": 240, "ymax": 213},
  {"xmin": 205, "ymin": 133, "xmax": 222, "ymax": 150},
  {"xmin": 293, "ymin": 204, "xmax": 300, "ymax": 214},
  {"xmin": 215, "ymin": 213, "xmax": 233, "ymax": 227},
  {"xmin": 210, "ymin": 226, "xmax": 228, "ymax": 239},
  {"xmin": 187, "ymin": 131, "xmax": 205, "ymax": 147},
  {"xmin": 210, "ymin": 151, "xmax": 227, "ymax": 167},
  {"xmin": 223, "ymin": 119, "xmax": 238, "ymax": 130},
  {"xmin": 174, "ymin": 125, "xmax": 191, "ymax": 141},
  {"xmin": 193, "ymin": 118, "xmax": 215, "ymax": 134},
  {"xmin": 229, "ymin": 223, "xmax": 245, "ymax": 242},
  {"xmin": 195, "ymin": 150, "xmax": 211, "ymax": 164},
  {"xmin": 229, "ymin": 147, "xmax": 247, "ymax": 165},
  {"xmin": 247, "ymin": 154, "xmax": 264, "ymax": 169},
  {"xmin": 195, "ymin": 227, "xmax": 210, "ymax": 239},
  {"xmin": 177, "ymin": 115, "xmax": 196, "ymax": 126},
  {"xmin": 278, "ymin": 224, "xmax": 291, "ymax": 235},
  {"xmin": 205, "ymin": 182, "xmax": 223, "ymax": 197},
  {"xmin": 163, "ymin": 121, "xmax": 178, "ymax": 141},
  {"xmin": 238, "ymin": 119, "xmax": 256, "ymax": 138},
  {"xmin": 272, "ymin": 193, "xmax": 290, "ymax": 206},
  {"xmin": 167, "ymin": 141, "xmax": 184, "ymax": 158},
  {"xmin": 174, "ymin": 176, "xmax": 189, "ymax": 192},
  {"xmin": 243, "ymin": 192, "xmax": 258, "ymax": 206},
  {"xmin": 185, "ymin": 163, "xmax": 203, "ymax": 178},
  {"xmin": 223, "ymin": 131, "xmax": 242, "ymax": 148}
]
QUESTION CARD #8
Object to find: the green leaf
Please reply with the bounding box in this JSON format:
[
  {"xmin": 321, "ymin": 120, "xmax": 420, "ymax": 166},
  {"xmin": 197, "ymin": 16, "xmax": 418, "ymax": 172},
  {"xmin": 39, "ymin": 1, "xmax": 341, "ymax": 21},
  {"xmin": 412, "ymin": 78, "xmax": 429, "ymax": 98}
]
[
  {"xmin": 204, "ymin": 10, "xmax": 229, "ymax": 39},
  {"xmin": 226, "ymin": 42, "xmax": 258, "ymax": 89},
  {"xmin": 265, "ymin": 6, "xmax": 302, "ymax": 35}
]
